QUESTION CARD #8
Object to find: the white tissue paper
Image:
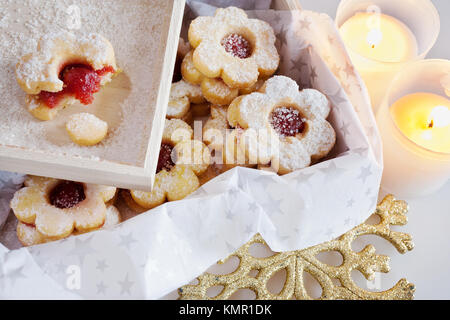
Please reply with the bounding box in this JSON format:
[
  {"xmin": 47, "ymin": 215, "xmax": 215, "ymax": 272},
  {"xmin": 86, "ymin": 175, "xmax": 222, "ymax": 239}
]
[{"xmin": 0, "ymin": 0, "xmax": 382, "ymax": 299}]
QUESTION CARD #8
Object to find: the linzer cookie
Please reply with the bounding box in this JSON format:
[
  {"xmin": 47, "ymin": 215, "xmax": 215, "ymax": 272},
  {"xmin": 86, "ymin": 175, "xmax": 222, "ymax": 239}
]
[
  {"xmin": 128, "ymin": 119, "xmax": 211, "ymax": 210},
  {"xmin": 16, "ymin": 31, "xmax": 119, "ymax": 121},
  {"xmin": 182, "ymin": 49, "xmax": 266, "ymax": 105},
  {"xmin": 188, "ymin": 7, "xmax": 279, "ymax": 89},
  {"xmin": 10, "ymin": 176, "xmax": 118, "ymax": 246},
  {"xmin": 227, "ymin": 76, "xmax": 336, "ymax": 174}
]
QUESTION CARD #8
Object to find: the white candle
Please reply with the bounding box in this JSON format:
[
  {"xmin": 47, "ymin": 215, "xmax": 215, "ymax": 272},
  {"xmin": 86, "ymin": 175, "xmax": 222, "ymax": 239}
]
[
  {"xmin": 336, "ymin": 0, "xmax": 440, "ymax": 111},
  {"xmin": 340, "ymin": 12, "xmax": 418, "ymax": 63},
  {"xmin": 376, "ymin": 60, "xmax": 450, "ymax": 198}
]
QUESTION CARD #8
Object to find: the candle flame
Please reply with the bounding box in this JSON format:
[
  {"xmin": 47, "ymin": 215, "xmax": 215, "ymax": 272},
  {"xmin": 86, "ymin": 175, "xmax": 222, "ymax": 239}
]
[
  {"xmin": 366, "ymin": 29, "xmax": 382, "ymax": 48},
  {"xmin": 427, "ymin": 106, "xmax": 450, "ymax": 128}
]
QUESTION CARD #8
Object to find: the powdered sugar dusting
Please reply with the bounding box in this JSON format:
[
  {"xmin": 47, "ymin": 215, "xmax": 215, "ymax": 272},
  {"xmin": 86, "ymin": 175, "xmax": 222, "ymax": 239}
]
[
  {"xmin": 270, "ymin": 107, "xmax": 305, "ymax": 137},
  {"xmin": 66, "ymin": 112, "xmax": 107, "ymax": 137},
  {"xmin": 0, "ymin": 0, "xmax": 173, "ymax": 166},
  {"xmin": 190, "ymin": 6, "xmax": 279, "ymax": 87},
  {"xmin": 220, "ymin": 33, "xmax": 251, "ymax": 59}
]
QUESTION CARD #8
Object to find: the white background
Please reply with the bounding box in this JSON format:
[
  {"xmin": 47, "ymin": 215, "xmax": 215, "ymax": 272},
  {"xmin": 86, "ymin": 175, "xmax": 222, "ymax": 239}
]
[{"xmin": 298, "ymin": 0, "xmax": 449, "ymax": 300}]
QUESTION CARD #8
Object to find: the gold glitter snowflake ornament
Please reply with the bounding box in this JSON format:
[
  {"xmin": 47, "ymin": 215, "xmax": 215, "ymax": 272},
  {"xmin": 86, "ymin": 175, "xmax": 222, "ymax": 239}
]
[{"xmin": 179, "ymin": 195, "xmax": 415, "ymax": 300}]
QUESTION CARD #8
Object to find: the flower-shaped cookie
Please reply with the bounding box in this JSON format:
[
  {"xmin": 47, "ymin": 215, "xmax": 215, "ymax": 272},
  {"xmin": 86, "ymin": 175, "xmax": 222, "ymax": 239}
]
[
  {"xmin": 17, "ymin": 204, "xmax": 121, "ymax": 247},
  {"xmin": 10, "ymin": 176, "xmax": 117, "ymax": 243},
  {"xmin": 130, "ymin": 119, "xmax": 211, "ymax": 209},
  {"xmin": 227, "ymin": 76, "xmax": 336, "ymax": 174},
  {"xmin": 167, "ymin": 80, "xmax": 205, "ymax": 121},
  {"xmin": 16, "ymin": 31, "xmax": 119, "ymax": 121},
  {"xmin": 182, "ymin": 49, "xmax": 265, "ymax": 105},
  {"xmin": 188, "ymin": 7, "xmax": 279, "ymax": 89}
]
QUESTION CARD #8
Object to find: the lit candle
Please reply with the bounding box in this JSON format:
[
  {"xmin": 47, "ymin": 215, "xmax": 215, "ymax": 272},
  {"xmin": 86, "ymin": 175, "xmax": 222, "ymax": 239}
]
[
  {"xmin": 339, "ymin": 12, "xmax": 418, "ymax": 63},
  {"xmin": 390, "ymin": 93, "xmax": 450, "ymax": 154},
  {"xmin": 336, "ymin": 0, "xmax": 440, "ymax": 111},
  {"xmin": 376, "ymin": 60, "xmax": 450, "ymax": 198}
]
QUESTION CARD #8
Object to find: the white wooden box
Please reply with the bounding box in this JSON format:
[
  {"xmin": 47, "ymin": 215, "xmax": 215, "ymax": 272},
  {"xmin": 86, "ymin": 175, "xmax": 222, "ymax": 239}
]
[{"xmin": 0, "ymin": 0, "xmax": 185, "ymax": 191}]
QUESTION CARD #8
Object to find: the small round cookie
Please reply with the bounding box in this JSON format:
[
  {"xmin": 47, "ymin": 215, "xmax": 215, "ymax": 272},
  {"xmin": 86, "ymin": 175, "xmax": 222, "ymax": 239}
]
[
  {"xmin": 11, "ymin": 176, "xmax": 117, "ymax": 241},
  {"xmin": 173, "ymin": 38, "xmax": 191, "ymax": 83},
  {"xmin": 129, "ymin": 119, "xmax": 211, "ymax": 209},
  {"xmin": 16, "ymin": 204, "xmax": 121, "ymax": 247},
  {"xmin": 121, "ymin": 190, "xmax": 148, "ymax": 214},
  {"xmin": 167, "ymin": 80, "xmax": 205, "ymax": 120},
  {"xmin": 201, "ymin": 78, "xmax": 238, "ymax": 106},
  {"xmin": 16, "ymin": 31, "xmax": 119, "ymax": 121},
  {"xmin": 66, "ymin": 113, "xmax": 108, "ymax": 146},
  {"xmin": 227, "ymin": 76, "xmax": 336, "ymax": 174},
  {"xmin": 181, "ymin": 50, "xmax": 203, "ymax": 85},
  {"xmin": 188, "ymin": 7, "xmax": 279, "ymax": 89},
  {"xmin": 239, "ymin": 79, "xmax": 265, "ymax": 95}
]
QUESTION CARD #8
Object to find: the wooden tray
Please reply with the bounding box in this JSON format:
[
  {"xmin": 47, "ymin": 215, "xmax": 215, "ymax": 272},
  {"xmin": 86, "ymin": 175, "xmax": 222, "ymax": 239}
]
[{"xmin": 0, "ymin": 0, "xmax": 185, "ymax": 191}]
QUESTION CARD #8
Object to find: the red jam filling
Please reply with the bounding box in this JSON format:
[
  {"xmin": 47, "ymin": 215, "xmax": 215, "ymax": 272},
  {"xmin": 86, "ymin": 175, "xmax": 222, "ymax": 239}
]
[
  {"xmin": 38, "ymin": 64, "xmax": 115, "ymax": 108},
  {"xmin": 49, "ymin": 181, "xmax": 86, "ymax": 209},
  {"xmin": 270, "ymin": 107, "xmax": 305, "ymax": 137},
  {"xmin": 221, "ymin": 34, "xmax": 252, "ymax": 59},
  {"xmin": 156, "ymin": 143, "xmax": 175, "ymax": 173}
]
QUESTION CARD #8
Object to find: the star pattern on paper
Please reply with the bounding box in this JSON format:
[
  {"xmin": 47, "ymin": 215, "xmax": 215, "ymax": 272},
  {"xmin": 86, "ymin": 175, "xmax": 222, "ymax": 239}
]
[
  {"xmin": 55, "ymin": 261, "xmax": 66, "ymax": 274},
  {"xmin": 156, "ymin": 232, "xmax": 165, "ymax": 245},
  {"xmin": 69, "ymin": 236, "xmax": 96, "ymax": 265},
  {"xmin": 344, "ymin": 62, "xmax": 355, "ymax": 78},
  {"xmin": 346, "ymin": 198, "xmax": 355, "ymax": 208},
  {"xmin": 319, "ymin": 161, "xmax": 347, "ymax": 177},
  {"xmin": 261, "ymin": 196, "xmax": 283, "ymax": 216},
  {"xmin": 340, "ymin": 121, "xmax": 351, "ymax": 137},
  {"xmin": 329, "ymin": 88, "xmax": 348, "ymax": 106},
  {"xmin": 272, "ymin": 13, "xmax": 281, "ymax": 25},
  {"xmin": 328, "ymin": 35, "xmax": 335, "ymax": 45},
  {"xmin": 299, "ymin": 17, "xmax": 311, "ymax": 30},
  {"xmin": 225, "ymin": 209, "xmax": 235, "ymax": 220},
  {"xmin": 7, "ymin": 265, "xmax": 26, "ymax": 286},
  {"xmin": 290, "ymin": 57, "xmax": 307, "ymax": 74},
  {"xmin": 118, "ymin": 232, "xmax": 137, "ymax": 250},
  {"xmin": 248, "ymin": 202, "xmax": 259, "ymax": 213},
  {"xmin": 97, "ymin": 281, "xmax": 107, "ymax": 295},
  {"xmin": 278, "ymin": 24, "xmax": 289, "ymax": 48},
  {"xmin": 118, "ymin": 273, "xmax": 134, "ymax": 296},
  {"xmin": 96, "ymin": 259, "xmax": 108, "ymax": 273},
  {"xmin": 295, "ymin": 171, "xmax": 316, "ymax": 188},
  {"xmin": 352, "ymin": 147, "xmax": 369, "ymax": 157},
  {"xmin": 225, "ymin": 241, "xmax": 235, "ymax": 253},
  {"xmin": 166, "ymin": 270, "xmax": 176, "ymax": 281},
  {"xmin": 245, "ymin": 224, "xmax": 253, "ymax": 234},
  {"xmin": 358, "ymin": 165, "xmax": 373, "ymax": 184},
  {"xmin": 310, "ymin": 66, "xmax": 318, "ymax": 84},
  {"xmin": 228, "ymin": 188, "xmax": 239, "ymax": 199},
  {"xmin": 325, "ymin": 228, "xmax": 334, "ymax": 237},
  {"xmin": 145, "ymin": 258, "xmax": 160, "ymax": 274},
  {"xmin": 342, "ymin": 81, "xmax": 352, "ymax": 94},
  {"xmin": 331, "ymin": 64, "xmax": 342, "ymax": 77}
]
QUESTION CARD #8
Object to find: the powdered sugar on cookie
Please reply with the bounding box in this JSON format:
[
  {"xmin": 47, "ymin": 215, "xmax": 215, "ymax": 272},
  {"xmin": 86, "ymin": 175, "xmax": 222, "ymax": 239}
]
[
  {"xmin": 227, "ymin": 76, "xmax": 336, "ymax": 174},
  {"xmin": 188, "ymin": 6, "xmax": 279, "ymax": 89}
]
